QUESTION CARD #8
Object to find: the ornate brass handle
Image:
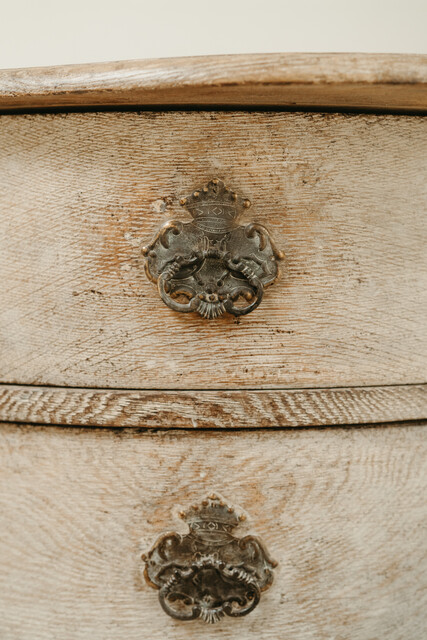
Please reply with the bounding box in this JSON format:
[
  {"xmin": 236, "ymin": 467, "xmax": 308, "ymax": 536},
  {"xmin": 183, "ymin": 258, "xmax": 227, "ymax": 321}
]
[
  {"xmin": 142, "ymin": 495, "xmax": 277, "ymax": 624},
  {"xmin": 142, "ymin": 179, "xmax": 284, "ymax": 319}
]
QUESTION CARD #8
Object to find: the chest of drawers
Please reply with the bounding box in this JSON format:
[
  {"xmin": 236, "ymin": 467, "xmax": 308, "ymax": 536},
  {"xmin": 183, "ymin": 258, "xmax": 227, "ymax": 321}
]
[{"xmin": 0, "ymin": 53, "xmax": 426, "ymax": 639}]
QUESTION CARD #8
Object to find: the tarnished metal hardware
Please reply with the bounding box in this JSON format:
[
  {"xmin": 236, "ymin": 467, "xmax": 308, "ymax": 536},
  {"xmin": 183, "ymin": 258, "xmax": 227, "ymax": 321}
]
[
  {"xmin": 142, "ymin": 179, "xmax": 284, "ymax": 319},
  {"xmin": 142, "ymin": 494, "xmax": 277, "ymax": 624}
]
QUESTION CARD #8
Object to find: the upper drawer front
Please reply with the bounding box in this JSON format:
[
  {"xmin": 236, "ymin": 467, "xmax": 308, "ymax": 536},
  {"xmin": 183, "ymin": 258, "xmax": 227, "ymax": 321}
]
[{"xmin": 0, "ymin": 111, "xmax": 426, "ymax": 389}]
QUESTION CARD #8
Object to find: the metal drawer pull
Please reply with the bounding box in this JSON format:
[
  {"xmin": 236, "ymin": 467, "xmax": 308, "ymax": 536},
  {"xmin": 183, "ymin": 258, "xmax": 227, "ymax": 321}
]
[
  {"xmin": 142, "ymin": 179, "xmax": 283, "ymax": 319},
  {"xmin": 142, "ymin": 494, "xmax": 277, "ymax": 623}
]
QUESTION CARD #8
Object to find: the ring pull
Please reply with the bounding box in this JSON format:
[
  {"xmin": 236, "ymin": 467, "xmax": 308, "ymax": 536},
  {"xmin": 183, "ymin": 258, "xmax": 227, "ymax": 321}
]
[
  {"xmin": 142, "ymin": 179, "xmax": 283, "ymax": 320},
  {"xmin": 142, "ymin": 495, "xmax": 277, "ymax": 624}
]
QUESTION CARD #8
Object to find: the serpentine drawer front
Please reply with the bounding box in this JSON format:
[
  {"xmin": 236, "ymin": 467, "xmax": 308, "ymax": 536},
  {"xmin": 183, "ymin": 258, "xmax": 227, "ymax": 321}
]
[
  {"xmin": 1, "ymin": 424, "xmax": 427, "ymax": 639},
  {"xmin": 0, "ymin": 54, "xmax": 426, "ymax": 640},
  {"xmin": 0, "ymin": 110, "xmax": 426, "ymax": 391}
]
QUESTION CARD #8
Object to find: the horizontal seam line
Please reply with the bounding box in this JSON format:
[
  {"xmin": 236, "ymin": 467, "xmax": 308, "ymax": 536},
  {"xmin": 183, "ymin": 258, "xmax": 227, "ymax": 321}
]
[
  {"xmin": 0, "ymin": 382, "xmax": 425, "ymax": 392},
  {"xmin": 1, "ymin": 418, "xmax": 426, "ymax": 432},
  {"xmin": 1, "ymin": 106, "xmax": 426, "ymax": 117}
]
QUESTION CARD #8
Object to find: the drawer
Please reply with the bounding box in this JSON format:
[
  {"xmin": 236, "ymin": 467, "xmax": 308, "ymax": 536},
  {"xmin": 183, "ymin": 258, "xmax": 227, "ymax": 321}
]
[
  {"xmin": 0, "ymin": 110, "xmax": 426, "ymax": 390},
  {"xmin": 1, "ymin": 423, "xmax": 426, "ymax": 639}
]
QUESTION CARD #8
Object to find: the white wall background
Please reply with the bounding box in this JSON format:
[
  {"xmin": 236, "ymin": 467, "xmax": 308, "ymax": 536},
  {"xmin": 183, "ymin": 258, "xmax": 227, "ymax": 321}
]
[{"xmin": 0, "ymin": 0, "xmax": 425, "ymax": 69}]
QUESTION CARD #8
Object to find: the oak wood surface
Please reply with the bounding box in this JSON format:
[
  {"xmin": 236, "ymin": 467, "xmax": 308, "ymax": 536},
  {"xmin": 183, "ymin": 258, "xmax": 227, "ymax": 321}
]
[
  {"xmin": 0, "ymin": 111, "xmax": 426, "ymax": 390},
  {"xmin": 0, "ymin": 383, "xmax": 426, "ymax": 428},
  {"xmin": 0, "ymin": 53, "xmax": 427, "ymax": 112},
  {"xmin": 0, "ymin": 422, "xmax": 426, "ymax": 639}
]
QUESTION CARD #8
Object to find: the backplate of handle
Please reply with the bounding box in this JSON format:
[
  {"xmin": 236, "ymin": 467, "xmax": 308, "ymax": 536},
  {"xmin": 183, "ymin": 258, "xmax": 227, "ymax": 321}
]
[
  {"xmin": 142, "ymin": 179, "xmax": 284, "ymax": 319},
  {"xmin": 142, "ymin": 494, "xmax": 277, "ymax": 624}
]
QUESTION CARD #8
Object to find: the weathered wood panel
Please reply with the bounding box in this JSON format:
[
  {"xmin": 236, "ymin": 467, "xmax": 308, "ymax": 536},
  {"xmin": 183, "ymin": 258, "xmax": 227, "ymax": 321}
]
[
  {"xmin": 0, "ymin": 53, "xmax": 426, "ymax": 112},
  {"xmin": 0, "ymin": 111, "xmax": 426, "ymax": 389},
  {"xmin": 0, "ymin": 423, "xmax": 426, "ymax": 639},
  {"xmin": 0, "ymin": 383, "xmax": 426, "ymax": 428}
]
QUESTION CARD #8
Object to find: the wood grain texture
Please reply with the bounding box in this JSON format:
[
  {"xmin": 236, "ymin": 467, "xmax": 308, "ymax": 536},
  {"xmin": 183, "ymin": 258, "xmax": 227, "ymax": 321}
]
[
  {"xmin": 0, "ymin": 423, "xmax": 426, "ymax": 639},
  {"xmin": 1, "ymin": 111, "xmax": 426, "ymax": 390},
  {"xmin": 0, "ymin": 384, "xmax": 426, "ymax": 428},
  {"xmin": 0, "ymin": 53, "xmax": 427, "ymax": 112}
]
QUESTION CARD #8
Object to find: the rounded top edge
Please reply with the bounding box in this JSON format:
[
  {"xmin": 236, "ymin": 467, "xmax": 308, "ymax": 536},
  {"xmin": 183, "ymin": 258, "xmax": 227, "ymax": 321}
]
[{"xmin": 0, "ymin": 52, "xmax": 426, "ymax": 112}]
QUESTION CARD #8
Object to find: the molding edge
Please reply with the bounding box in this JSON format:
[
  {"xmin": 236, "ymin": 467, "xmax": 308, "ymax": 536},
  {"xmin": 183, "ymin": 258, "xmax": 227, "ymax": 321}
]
[{"xmin": 0, "ymin": 383, "xmax": 426, "ymax": 429}]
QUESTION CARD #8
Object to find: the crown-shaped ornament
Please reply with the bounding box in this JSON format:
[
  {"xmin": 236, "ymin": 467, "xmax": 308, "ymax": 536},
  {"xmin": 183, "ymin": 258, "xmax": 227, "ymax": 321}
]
[
  {"xmin": 179, "ymin": 494, "xmax": 246, "ymax": 532},
  {"xmin": 180, "ymin": 179, "xmax": 251, "ymax": 234}
]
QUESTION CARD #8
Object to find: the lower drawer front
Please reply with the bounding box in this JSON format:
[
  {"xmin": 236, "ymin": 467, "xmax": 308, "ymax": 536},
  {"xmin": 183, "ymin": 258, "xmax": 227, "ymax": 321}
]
[{"xmin": 1, "ymin": 424, "xmax": 426, "ymax": 639}]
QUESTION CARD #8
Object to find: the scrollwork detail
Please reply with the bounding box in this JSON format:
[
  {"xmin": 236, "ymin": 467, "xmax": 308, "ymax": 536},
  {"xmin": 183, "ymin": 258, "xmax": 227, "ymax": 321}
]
[
  {"xmin": 142, "ymin": 495, "xmax": 277, "ymax": 624},
  {"xmin": 142, "ymin": 179, "xmax": 283, "ymax": 319}
]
